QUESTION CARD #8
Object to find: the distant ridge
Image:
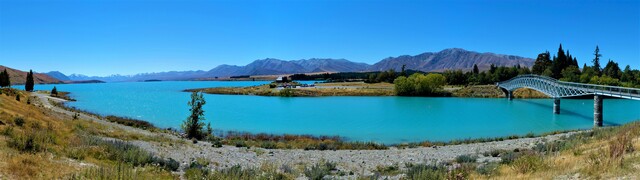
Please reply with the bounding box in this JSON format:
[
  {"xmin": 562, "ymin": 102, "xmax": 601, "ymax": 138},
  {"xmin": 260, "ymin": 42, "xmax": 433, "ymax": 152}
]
[
  {"xmin": 0, "ymin": 66, "xmax": 63, "ymax": 85},
  {"xmin": 64, "ymin": 48, "xmax": 534, "ymax": 82}
]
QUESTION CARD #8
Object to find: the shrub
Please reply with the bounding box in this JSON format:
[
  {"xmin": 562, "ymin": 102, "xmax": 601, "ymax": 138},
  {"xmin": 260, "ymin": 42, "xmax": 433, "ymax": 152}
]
[
  {"xmin": 374, "ymin": 164, "xmax": 400, "ymax": 175},
  {"xmin": 279, "ymin": 88, "xmax": 294, "ymax": 97},
  {"xmin": 14, "ymin": 117, "xmax": 25, "ymax": 126},
  {"xmin": 405, "ymin": 163, "xmax": 447, "ymax": 180},
  {"xmin": 104, "ymin": 115, "xmax": 155, "ymax": 130},
  {"xmin": 260, "ymin": 141, "xmax": 277, "ymax": 149},
  {"xmin": 8, "ymin": 129, "xmax": 55, "ymax": 153},
  {"xmin": 510, "ymin": 153, "xmax": 546, "ymax": 174},
  {"xmin": 455, "ymin": 154, "xmax": 478, "ymax": 163},
  {"xmin": 483, "ymin": 149, "xmax": 506, "ymax": 157},
  {"xmin": 51, "ymin": 86, "xmax": 58, "ymax": 96},
  {"xmin": 500, "ymin": 151, "xmax": 522, "ymax": 164},
  {"xmin": 304, "ymin": 162, "xmax": 336, "ymax": 180},
  {"xmin": 476, "ymin": 162, "xmax": 499, "ymax": 175},
  {"xmin": 16, "ymin": 94, "xmax": 20, "ymax": 101}
]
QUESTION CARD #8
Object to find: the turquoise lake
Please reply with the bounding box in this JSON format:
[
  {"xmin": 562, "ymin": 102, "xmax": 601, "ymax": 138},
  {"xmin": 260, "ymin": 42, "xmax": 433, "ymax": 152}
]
[{"xmin": 22, "ymin": 81, "xmax": 640, "ymax": 144}]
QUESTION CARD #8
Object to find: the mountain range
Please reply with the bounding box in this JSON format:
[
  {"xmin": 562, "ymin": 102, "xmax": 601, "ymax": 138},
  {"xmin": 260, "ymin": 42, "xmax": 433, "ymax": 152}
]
[{"xmin": 44, "ymin": 48, "xmax": 533, "ymax": 82}]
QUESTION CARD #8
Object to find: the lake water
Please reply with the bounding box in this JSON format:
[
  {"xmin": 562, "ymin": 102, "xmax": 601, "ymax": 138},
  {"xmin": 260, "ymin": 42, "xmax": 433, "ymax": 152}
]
[{"xmin": 21, "ymin": 81, "xmax": 640, "ymax": 144}]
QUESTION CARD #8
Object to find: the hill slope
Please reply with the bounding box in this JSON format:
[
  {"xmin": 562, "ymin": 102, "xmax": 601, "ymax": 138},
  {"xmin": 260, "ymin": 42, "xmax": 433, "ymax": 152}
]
[
  {"xmin": 0, "ymin": 66, "xmax": 62, "ymax": 85},
  {"xmin": 369, "ymin": 48, "xmax": 534, "ymax": 72}
]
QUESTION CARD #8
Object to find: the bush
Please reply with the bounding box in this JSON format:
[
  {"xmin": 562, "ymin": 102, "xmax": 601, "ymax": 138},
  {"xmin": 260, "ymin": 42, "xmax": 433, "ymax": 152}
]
[
  {"xmin": 279, "ymin": 88, "xmax": 294, "ymax": 97},
  {"xmin": 500, "ymin": 151, "xmax": 522, "ymax": 164},
  {"xmin": 394, "ymin": 73, "xmax": 447, "ymax": 96},
  {"xmin": 14, "ymin": 117, "xmax": 25, "ymax": 126},
  {"xmin": 476, "ymin": 162, "xmax": 499, "ymax": 175},
  {"xmin": 455, "ymin": 154, "xmax": 478, "ymax": 163},
  {"xmin": 260, "ymin": 141, "xmax": 277, "ymax": 149},
  {"xmin": 405, "ymin": 163, "xmax": 448, "ymax": 180},
  {"xmin": 104, "ymin": 116, "xmax": 156, "ymax": 130},
  {"xmin": 374, "ymin": 164, "xmax": 400, "ymax": 175},
  {"xmin": 510, "ymin": 153, "xmax": 546, "ymax": 173},
  {"xmin": 8, "ymin": 129, "xmax": 55, "ymax": 153},
  {"xmin": 304, "ymin": 162, "xmax": 336, "ymax": 180}
]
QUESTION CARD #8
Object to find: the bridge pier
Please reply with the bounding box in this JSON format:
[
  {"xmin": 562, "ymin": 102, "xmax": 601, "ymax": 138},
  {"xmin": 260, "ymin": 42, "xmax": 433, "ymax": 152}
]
[
  {"xmin": 507, "ymin": 91, "xmax": 513, "ymax": 100},
  {"xmin": 594, "ymin": 95, "xmax": 603, "ymax": 127},
  {"xmin": 553, "ymin": 98, "xmax": 560, "ymax": 114}
]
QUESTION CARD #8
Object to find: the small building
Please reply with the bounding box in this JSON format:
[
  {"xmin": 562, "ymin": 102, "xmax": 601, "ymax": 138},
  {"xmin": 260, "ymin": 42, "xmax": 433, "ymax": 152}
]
[{"xmin": 275, "ymin": 76, "xmax": 288, "ymax": 83}]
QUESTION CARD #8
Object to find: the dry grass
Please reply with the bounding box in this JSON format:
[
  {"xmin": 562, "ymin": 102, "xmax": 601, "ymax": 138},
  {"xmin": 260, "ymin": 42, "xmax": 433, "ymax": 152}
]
[
  {"xmin": 0, "ymin": 89, "xmax": 178, "ymax": 179},
  {"xmin": 473, "ymin": 121, "xmax": 640, "ymax": 179}
]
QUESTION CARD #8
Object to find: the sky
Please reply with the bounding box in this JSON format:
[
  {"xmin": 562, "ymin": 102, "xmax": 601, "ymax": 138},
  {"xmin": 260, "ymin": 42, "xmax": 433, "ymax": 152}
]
[{"xmin": 0, "ymin": 0, "xmax": 638, "ymax": 76}]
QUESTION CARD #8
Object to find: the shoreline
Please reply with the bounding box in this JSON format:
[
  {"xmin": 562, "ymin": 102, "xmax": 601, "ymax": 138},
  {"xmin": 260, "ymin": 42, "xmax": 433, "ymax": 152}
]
[
  {"xmin": 45, "ymin": 90, "xmax": 581, "ymax": 148},
  {"xmin": 18, "ymin": 89, "xmax": 638, "ymax": 179}
]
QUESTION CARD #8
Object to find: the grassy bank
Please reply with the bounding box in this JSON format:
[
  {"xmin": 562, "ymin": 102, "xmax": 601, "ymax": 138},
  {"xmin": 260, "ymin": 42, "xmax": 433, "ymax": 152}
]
[
  {"xmin": 187, "ymin": 82, "xmax": 395, "ymax": 97},
  {"xmin": 0, "ymin": 88, "xmax": 178, "ymax": 179},
  {"xmin": 451, "ymin": 85, "xmax": 549, "ymax": 98}
]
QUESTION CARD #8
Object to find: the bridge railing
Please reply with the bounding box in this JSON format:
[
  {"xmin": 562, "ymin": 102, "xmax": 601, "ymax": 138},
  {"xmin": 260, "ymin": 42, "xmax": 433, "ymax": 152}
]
[{"xmin": 499, "ymin": 74, "xmax": 640, "ymax": 99}]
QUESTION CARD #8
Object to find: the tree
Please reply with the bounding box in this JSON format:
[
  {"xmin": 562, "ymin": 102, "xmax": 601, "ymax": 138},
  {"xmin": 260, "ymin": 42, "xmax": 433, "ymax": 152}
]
[
  {"xmin": 532, "ymin": 51, "xmax": 551, "ymax": 75},
  {"xmin": 593, "ymin": 46, "xmax": 602, "ymax": 76},
  {"xmin": 473, "ymin": 64, "xmax": 479, "ymax": 75},
  {"xmin": 25, "ymin": 70, "xmax": 34, "ymax": 91},
  {"xmin": 394, "ymin": 73, "xmax": 446, "ymax": 96},
  {"xmin": 0, "ymin": 69, "xmax": 10, "ymax": 87},
  {"xmin": 51, "ymin": 86, "xmax": 58, "ymax": 96},
  {"xmin": 182, "ymin": 91, "xmax": 207, "ymax": 140},
  {"xmin": 602, "ymin": 60, "xmax": 622, "ymax": 79},
  {"xmin": 621, "ymin": 65, "xmax": 634, "ymax": 82},
  {"xmin": 399, "ymin": 64, "xmax": 407, "ymax": 77},
  {"xmin": 560, "ymin": 66, "xmax": 580, "ymax": 82}
]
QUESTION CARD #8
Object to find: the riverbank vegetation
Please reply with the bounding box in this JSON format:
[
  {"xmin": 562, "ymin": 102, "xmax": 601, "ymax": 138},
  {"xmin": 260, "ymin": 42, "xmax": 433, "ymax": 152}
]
[
  {"xmin": 451, "ymin": 85, "xmax": 548, "ymax": 98},
  {"xmin": 441, "ymin": 44, "xmax": 640, "ymax": 88},
  {"xmin": 0, "ymin": 88, "xmax": 179, "ymax": 179},
  {"xmin": 187, "ymin": 82, "xmax": 395, "ymax": 97},
  {"xmin": 394, "ymin": 73, "xmax": 448, "ymax": 96}
]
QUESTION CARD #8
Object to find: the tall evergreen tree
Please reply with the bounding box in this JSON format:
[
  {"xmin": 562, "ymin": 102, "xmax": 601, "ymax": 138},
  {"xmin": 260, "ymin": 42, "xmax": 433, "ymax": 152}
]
[
  {"xmin": 593, "ymin": 46, "xmax": 602, "ymax": 76},
  {"xmin": 473, "ymin": 64, "xmax": 479, "ymax": 74},
  {"xmin": 25, "ymin": 70, "xmax": 35, "ymax": 91},
  {"xmin": 399, "ymin": 64, "xmax": 407, "ymax": 77},
  {"xmin": 1, "ymin": 69, "xmax": 10, "ymax": 87}
]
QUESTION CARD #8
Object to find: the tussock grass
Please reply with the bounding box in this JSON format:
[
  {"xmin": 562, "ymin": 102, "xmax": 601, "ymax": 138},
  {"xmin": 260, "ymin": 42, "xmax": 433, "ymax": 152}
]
[
  {"xmin": 215, "ymin": 131, "xmax": 387, "ymax": 150},
  {"xmin": 0, "ymin": 88, "xmax": 178, "ymax": 179}
]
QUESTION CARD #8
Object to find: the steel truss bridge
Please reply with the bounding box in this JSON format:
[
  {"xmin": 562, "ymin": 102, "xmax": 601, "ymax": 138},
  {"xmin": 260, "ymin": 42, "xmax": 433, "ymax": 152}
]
[{"xmin": 497, "ymin": 74, "xmax": 640, "ymax": 127}]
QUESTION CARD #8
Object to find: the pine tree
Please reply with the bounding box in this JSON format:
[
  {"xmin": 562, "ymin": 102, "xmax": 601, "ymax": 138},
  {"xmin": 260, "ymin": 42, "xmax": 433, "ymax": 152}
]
[
  {"xmin": 399, "ymin": 64, "xmax": 407, "ymax": 77},
  {"xmin": 473, "ymin": 64, "xmax": 479, "ymax": 74},
  {"xmin": 25, "ymin": 70, "xmax": 34, "ymax": 91},
  {"xmin": 0, "ymin": 69, "xmax": 6, "ymax": 87},
  {"xmin": 0, "ymin": 69, "xmax": 10, "ymax": 87},
  {"xmin": 593, "ymin": 46, "xmax": 602, "ymax": 76}
]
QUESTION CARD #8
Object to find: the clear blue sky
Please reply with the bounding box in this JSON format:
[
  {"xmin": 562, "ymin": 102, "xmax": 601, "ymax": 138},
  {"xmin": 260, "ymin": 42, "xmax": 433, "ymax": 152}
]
[{"xmin": 1, "ymin": 0, "xmax": 638, "ymax": 76}]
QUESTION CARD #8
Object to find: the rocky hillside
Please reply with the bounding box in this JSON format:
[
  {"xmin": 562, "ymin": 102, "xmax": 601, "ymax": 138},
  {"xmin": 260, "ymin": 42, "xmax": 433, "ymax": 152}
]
[
  {"xmin": 0, "ymin": 65, "xmax": 62, "ymax": 85},
  {"xmin": 370, "ymin": 48, "xmax": 534, "ymax": 72}
]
